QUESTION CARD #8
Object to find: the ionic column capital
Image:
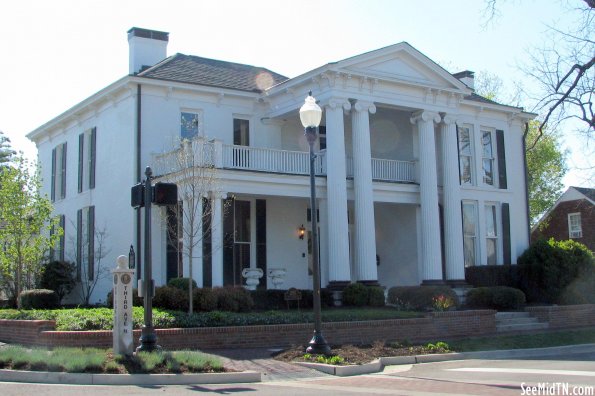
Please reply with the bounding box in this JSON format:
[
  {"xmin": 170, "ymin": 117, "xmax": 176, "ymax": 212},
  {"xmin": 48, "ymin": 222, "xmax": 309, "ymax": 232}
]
[
  {"xmin": 442, "ymin": 113, "xmax": 460, "ymax": 126},
  {"xmin": 323, "ymin": 97, "xmax": 351, "ymax": 112},
  {"xmin": 353, "ymin": 100, "xmax": 376, "ymax": 114},
  {"xmin": 410, "ymin": 110, "xmax": 440, "ymax": 125},
  {"xmin": 209, "ymin": 191, "xmax": 227, "ymax": 200}
]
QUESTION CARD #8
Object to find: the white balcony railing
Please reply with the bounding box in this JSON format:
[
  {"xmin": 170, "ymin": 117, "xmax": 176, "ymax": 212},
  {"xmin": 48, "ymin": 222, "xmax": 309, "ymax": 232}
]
[{"xmin": 154, "ymin": 140, "xmax": 415, "ymax": 183}]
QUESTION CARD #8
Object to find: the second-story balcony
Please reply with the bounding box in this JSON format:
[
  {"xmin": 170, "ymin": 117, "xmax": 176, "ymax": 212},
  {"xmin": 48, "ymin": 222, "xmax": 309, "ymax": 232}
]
[{"xmin": 153, "ymin": 138, "xmax": 416, "ymax": 183}]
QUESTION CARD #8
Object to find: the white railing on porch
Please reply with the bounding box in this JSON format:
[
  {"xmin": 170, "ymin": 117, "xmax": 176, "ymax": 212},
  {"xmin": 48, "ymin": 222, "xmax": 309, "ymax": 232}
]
[{"xmin": 153, "ymin": 140, "xmax": 415, "ymax": 183}]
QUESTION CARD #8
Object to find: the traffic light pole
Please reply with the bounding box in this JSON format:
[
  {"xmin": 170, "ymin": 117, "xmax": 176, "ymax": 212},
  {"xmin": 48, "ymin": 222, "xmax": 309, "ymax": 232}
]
[{"xmin": 136, "ymin": 166, "xmax": 160, "ymax": 353}]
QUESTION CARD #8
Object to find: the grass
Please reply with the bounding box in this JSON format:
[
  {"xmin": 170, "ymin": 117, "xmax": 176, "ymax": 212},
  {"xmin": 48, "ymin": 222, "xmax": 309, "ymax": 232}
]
[
  {"xmin": 449, "ymin": 328, "xmax": 595, "ymax": 352},
  {"xmin": 0, "ymin": 345, "xmax": 223, "ymax": 374},
  {"xmin": 0, "ymin": 306, "xmax": 420, "ymax": 331}
]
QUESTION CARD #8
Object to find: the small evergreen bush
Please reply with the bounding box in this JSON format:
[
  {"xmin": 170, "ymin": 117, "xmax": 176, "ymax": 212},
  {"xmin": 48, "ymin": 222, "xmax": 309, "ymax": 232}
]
[
  {"xmin": 250, "ymin": 289, "xmax": 286, "ymax": 310},
  {"xmin": 192, "ymin": 288, "xmax": 218, "ymax": 312},
  {"xmin": 39, "ymin": 261, "xmax": 77, "ymax": 303},
  {"xmin": 465, "ymin": 265, "xmax": 520, "ymax": 288},
  {"xmin": 387, "ymin": 286, "xmax": 459, "ymax": 311},
  {"xmin": 342, "ymin": 283, "xmax": 369, "ymax": 306},
  {"xmin": 212, "ymin": 286, "xmax": 254, "ymax": 312},
  {"xmin": 153, "ymin": 286, "xmax": 189, "ymax": 311},
  {"xmin": 367, "ymin": 286, "xmax": 385, "ymax": 307},
  {"xmin": 466, "ymin": 286, "xmax": 526, "ymax": 310},
  {"xmin": 18, "ymin": 289, "xmax": 60, "ymax": 309},
  {"xmin": 518, "ymin": 239, "xmax": 594, "ymax": 304},
  {"xmin": 167, "ymin": 277, "xmax": 197, "ymax": 292}
]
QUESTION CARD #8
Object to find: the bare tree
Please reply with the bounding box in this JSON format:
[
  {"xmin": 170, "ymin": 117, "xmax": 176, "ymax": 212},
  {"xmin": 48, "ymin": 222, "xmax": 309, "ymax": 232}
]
[
  {"xmin": 66, "ymin": 224, "xmax": 111, "ymax": 306},
  {"xmin": 155, "ymin": 137, "xmax": 221, "ymax": 314}
]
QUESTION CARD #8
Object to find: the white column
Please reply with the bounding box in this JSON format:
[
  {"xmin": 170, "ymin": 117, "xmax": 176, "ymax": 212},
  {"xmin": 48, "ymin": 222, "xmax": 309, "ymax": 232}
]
[
  {"xmin": 324, "ymin": 98, "xmax": 352, "ymax": 285},
  {"xmin": 352, "ymin": 100, "xmax": 378, "ymax": 283},
  {"xmin": 410, "ymin": 110, "xmax": 443, "ymax": 283},
  {"xmin": 441, "ymin": 115, "xmax": 465, "ymax": 281},
  {"xmin": 210, "ymin": 192, "xmax": 225, "ymax": 287}
]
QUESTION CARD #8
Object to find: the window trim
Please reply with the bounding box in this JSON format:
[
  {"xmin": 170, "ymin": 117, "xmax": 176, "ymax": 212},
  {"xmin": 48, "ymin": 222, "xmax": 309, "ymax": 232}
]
[
  {"xmin": 568, "ymin": 212, "xmax": 583, "ymax": 238},
  {"xmin": 457, "ymin": 125, "xmax": 474, "ymax": 185},
  {"xmin": 480, "ymin": 128, "xmax": 497, "ymax": 187}
]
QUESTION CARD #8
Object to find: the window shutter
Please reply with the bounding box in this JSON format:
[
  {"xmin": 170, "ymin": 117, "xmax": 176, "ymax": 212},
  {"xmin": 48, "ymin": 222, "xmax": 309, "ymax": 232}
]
[
  {"xmin": 49, "ymin": 223, "xmax": 55, "ymax": 260},
  {"xmin": 89, "ymin": 127, "xmax": 96, "ymax": 189},
  {"xmin": 61, "ymin": 143, "xmax": 67, "ymax": 199},
  {"xmin": 502, "ymin": 203, "xmax": 511, "ymax": 264},
  {"xmin": 78, "ymin": 134, "xmax": 84, "ymax": 193},
  {"xmin": 496, "ymin": 130, "xmax": 507, "ymax": 189},
  {"xmin": 88, "ymin": 206, "xmax": 95, "ymax": 280},
  {"xmin": 76, "ymin": 209, "xmax": 82, "ymax": 281},
  {"xmin": 51, "ymin": 148, "xmax": 56, "ymax": 201}
]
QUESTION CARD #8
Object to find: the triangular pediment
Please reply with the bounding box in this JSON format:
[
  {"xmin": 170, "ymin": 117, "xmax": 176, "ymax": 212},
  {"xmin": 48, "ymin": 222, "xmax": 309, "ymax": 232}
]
[{"xmin": 337, "ymin": 42, "xmax": 468, "ymax": 91}]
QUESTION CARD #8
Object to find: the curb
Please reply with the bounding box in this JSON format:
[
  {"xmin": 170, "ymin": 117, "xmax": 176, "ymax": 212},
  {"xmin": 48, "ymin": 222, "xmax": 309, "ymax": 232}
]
[
  {"xmin": 295, "ymin": 343, "xmax": 595, "ymax": 377},
  {"xmin": 0, "ymin": 369, "xmax": 261, "ymax": 385}
]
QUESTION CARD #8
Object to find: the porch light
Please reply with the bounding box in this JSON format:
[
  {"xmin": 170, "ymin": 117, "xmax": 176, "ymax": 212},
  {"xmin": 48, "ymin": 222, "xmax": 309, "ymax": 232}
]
[
  {"xmin": 298, "ymin": 225, "xmax": 306, "ymax": 240},
  {"xmin": 299, "ymin": 92, "xmax": 331, "ymax": 356}
]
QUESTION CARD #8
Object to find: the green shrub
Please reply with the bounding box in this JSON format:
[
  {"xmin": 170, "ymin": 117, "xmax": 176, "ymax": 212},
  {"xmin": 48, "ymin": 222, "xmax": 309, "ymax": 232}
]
[
  {"xmin": 465, "ymin": 265, "xmax": 520, "ymax": 288},
  {"xmin": 342, "ymin": 283, "xmax": 369, "ymax": 307},
  {"xmin": 192, "ymin": 288, "xmax": 218, "ymax": 312},
  {"xmin": 387, "ymin": 286, "xmax": 459, "ymax": 311},
  {"xmin": 518, "ymin": 239, "xmax": 594, "ymax": 304},
  {"xmin": 39, "ymin": 261, "xmax": 77, "ymax": 303},
  {"xmin": 167, "ymin": 277, "xmax": 197, "ymax": 292},
  {"xmin": 18, "ymin": 289, "xmax": 60, "ymax": 309},
  {"xmin": 212, "ymin": 286, "xmax": 254, "ymax": 312},
  {"xmin": 368, "ymin": 286, "xmax": 386, "ymax": 307},
  {"xmin": 466, "ymin": 286, "xmax": 526, "ymax": 310},
  {"xmin": 106, "ymin": 289, "xmax": 143, "ymax": 308},
  {"xmin": 153, "ymin": 286, "xmax": 189, "ymax": 311},
  {"xmin": 250, "ymin": 289, "xmax": 287, "ymax": 310}
]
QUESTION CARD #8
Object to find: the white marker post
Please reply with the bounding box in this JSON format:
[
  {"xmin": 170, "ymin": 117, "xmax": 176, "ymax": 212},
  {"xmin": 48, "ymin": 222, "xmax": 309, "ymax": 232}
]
[{"xmin": 112, "ymin": 255, "xmax": 135, "ymax": 355}]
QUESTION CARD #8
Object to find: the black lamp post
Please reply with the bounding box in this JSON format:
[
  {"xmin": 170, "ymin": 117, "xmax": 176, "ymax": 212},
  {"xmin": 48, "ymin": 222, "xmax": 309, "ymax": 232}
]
[
  {"xmin": 136, "ymin": 166, "xmax": 160, "ymax": 353},
  {"xmin": 300, "ymin": 92, "xmax": 331, "ymax": 356}
]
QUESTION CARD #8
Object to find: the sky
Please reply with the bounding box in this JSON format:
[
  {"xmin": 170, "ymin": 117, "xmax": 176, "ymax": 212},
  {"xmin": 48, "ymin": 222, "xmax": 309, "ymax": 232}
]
[{"xmin": 0, "ymin": 0, "xmax": 591, "ymax": 187}]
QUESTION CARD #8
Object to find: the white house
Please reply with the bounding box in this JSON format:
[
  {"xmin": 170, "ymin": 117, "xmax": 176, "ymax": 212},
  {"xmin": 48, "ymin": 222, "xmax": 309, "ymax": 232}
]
[{"xmin": 27, "ymin": 28, "xmax": 534, "ymax": 304}]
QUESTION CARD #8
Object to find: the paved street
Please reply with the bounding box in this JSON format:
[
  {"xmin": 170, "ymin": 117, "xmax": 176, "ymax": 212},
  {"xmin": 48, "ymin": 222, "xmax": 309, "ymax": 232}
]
[{"xmin": 2, "ymin": 353, "xmax": 595, "ymax": 395}]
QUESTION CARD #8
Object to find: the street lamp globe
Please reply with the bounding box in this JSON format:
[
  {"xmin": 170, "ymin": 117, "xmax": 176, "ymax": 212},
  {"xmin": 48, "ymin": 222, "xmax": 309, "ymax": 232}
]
[{"xmin": 299, "ymin": 92, "xmax": 322, "ymax": 128}]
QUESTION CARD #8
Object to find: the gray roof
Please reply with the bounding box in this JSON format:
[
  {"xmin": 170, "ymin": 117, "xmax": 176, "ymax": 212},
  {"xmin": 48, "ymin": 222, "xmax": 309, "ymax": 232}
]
[
  {"xmin": 137, "ymin": 53, "xmax": 288, "ymax": 93},
  {"xmin": 574, "ymin": 186, "xmax": 595, "ymax": 201},
  {"xmin": 464, "ymin": 92, "xmax": 503, "ymax": 106}
]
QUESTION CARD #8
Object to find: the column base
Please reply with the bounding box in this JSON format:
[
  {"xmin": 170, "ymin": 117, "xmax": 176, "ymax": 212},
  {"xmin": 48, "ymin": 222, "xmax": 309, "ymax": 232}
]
[
  {"xmin": 357, "ymin": 280, "xmax": 380, "ymax": 287},
  {"xmin": 421, "ymin": 279, "xmax": 446, "ymax": 286}
]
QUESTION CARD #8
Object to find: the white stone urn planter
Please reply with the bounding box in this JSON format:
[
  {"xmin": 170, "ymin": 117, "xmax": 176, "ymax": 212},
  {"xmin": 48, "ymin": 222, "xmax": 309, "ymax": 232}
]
[
  {"xmin": 267, "ymin": 268, "xmax": 287, "ymax": 289},
  {"xmin": 241, "ymin": 267, "xmax": 263, "ymax": 290}
]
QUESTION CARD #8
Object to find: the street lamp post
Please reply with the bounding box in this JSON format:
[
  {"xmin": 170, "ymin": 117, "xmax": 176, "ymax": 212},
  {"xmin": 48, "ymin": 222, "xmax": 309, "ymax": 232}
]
[{"xmin": 300, "ymin": 92, "xmax": 331, "ymax": 356}]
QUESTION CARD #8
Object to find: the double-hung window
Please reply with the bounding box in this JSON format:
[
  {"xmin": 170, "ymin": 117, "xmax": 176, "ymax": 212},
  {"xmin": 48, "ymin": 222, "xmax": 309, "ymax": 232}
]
[
  {"xmin": 457, "ymin": 126, "xmax": 474, "ymax": 185},
  {"xmin": 51, "ymin": 142, "xmax": 67, "ymax": 201},
  {"xmin": 77, "ymin": 206, "xmax": 95, "ymax": 281},
  {"xmin": 481, "ymin": 129, "xmax": 495, "ymax": 186},
  {"xmin": 485, "ymin": 204, "xmax": 498, "ymax": 265},
  {"xmin": 78, "ymin": 128, "xmax": 96, "ymax": 193},
  {"xmin": 181, "ymin": 111, "xmax": 200, "ymax": 140},
  {"xmin": 568, "ymin": 213, "xmax": 582, "ymax": 238},
  {"xmin": 462, "ymin": 201, "xmax": 478, "ymax": 267}
]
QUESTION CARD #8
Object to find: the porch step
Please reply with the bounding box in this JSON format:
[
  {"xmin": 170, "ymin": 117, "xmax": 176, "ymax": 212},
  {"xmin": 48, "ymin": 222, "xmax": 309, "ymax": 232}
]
[{"xmin": 495, "ymin": 311, "xmax": 549, "ymax": 333}]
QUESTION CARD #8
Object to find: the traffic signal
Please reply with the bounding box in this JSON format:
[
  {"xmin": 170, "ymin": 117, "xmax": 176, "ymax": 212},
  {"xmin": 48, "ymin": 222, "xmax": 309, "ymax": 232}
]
[
  {"xmin": 131, "ymin": 183, "xmax": 144, "ymax": 208},
  {"xmin": 152, "ymin": 182, "xmax": 178, "ymax": 206}
]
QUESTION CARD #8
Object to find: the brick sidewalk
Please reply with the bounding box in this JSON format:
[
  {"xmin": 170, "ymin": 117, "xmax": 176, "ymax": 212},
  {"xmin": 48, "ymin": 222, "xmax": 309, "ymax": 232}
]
[{"xmin": 204, "ymin": 347, "xmax": 329, "ymax": 381}]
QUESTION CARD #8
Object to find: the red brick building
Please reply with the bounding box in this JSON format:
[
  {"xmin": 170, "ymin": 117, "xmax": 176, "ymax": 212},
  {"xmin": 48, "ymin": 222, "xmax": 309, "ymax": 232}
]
[{"xmin": 531, "ymin": 186, "xmax": 595, "ymax": 252}]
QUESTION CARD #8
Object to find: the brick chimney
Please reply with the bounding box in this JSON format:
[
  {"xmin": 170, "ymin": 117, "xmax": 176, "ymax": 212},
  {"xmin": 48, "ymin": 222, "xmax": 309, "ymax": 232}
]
[
  {"xmin": 453, "ymin": 70, "xmax": 475, "ymax": 90},
  {"xmin": 127, "ymin": 27, "xmax": 169, "ymax": 75}
]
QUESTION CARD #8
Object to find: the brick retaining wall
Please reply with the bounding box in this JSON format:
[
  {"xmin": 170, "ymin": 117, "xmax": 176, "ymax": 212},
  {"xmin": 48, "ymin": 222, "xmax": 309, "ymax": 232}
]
[
  {"xmin": 2, "ymin": 306, "xmax": 592, "ymax": 349},
  {"xmin": 525, "ymin": 304, "xmax": 595, "ymax": 329}
]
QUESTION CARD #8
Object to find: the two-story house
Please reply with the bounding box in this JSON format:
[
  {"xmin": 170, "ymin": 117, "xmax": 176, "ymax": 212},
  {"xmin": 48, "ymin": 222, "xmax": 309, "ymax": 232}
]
[{"xmin": 27, "ymin": 28, "xmax": 534, "ymax": 304}]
